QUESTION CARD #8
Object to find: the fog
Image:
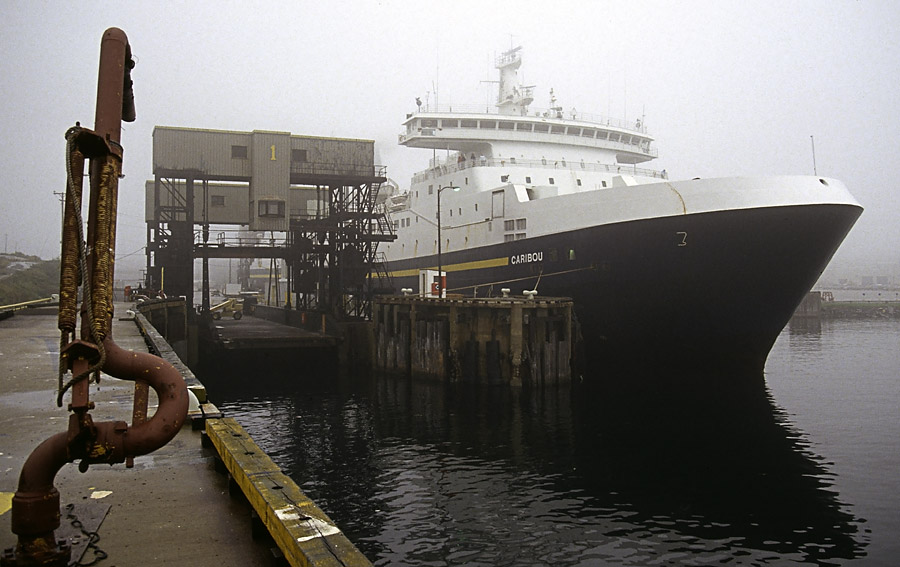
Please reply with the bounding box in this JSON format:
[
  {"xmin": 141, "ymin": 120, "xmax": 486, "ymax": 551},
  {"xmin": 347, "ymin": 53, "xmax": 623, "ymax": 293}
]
[{"xmin": 1, "ymin": 1, "xmax": 898, "ymax": 284}]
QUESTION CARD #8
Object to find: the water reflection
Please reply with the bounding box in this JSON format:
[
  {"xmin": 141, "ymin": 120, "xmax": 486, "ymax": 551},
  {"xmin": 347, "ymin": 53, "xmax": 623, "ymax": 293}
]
[{"xmin": 211, "ymin": 364, "xmax": 865, "ymax": 565}]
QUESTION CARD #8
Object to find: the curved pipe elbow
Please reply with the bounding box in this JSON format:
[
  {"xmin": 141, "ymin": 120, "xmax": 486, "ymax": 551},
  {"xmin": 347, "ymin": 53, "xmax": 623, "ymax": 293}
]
[{"xmin": 100, "ymin": 337, "xmax": 189, "ymax": 458}]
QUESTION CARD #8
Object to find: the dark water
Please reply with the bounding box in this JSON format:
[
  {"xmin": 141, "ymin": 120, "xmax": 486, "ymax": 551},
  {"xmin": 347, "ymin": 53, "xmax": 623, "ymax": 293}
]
[{"xmin": 209, "ymin": 319, "xmax": 899, "ymax": 566}]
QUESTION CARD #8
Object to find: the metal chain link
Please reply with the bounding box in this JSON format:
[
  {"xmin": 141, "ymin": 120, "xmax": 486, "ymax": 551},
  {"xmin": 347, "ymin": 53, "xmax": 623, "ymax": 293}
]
[{"xmin": 64, "ymin": 504, "xmax": 108, "ymax": 567}]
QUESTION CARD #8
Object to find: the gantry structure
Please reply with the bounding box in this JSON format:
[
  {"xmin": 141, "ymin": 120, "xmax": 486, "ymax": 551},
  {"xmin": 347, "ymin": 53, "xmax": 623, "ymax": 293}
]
[{"xmin": 146, "ymin": 126, "xmax": 395, "ymax": 320}]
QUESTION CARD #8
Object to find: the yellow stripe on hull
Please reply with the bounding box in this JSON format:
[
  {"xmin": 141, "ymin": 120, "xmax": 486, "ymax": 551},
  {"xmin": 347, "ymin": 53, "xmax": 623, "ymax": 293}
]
[{"xmin": 389, "ymin": 256, "xmax": 509, "ymax": 278}]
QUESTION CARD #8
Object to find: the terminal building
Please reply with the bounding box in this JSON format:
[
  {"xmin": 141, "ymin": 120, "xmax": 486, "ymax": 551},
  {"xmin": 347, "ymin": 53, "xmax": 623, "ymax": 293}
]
[{"xmin": 145, "ymin": 126, "xmax": 394, "ymax": 319}]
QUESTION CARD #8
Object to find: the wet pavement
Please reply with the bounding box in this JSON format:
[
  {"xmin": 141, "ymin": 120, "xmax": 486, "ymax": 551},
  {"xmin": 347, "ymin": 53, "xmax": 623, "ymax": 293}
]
[{"xmin": 0, "ymin": 305, "xmax": 273, "ymax": 565}]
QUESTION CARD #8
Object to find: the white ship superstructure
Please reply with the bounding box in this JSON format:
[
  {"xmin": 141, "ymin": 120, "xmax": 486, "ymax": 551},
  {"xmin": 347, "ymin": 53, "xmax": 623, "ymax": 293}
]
[{"xmin": 380, "ymin": 46, "xmax": 862, "ymax": 371}]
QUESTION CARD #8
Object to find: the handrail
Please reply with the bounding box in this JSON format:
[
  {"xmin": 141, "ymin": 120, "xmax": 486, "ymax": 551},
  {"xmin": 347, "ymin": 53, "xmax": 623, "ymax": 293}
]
[
  {"xmin": 407, "ymin": 104, "xmax": 647, "ymax": 134},
  {"xmin": 411, "ymin": 156, "xmax": 667, "ymax": 184}
]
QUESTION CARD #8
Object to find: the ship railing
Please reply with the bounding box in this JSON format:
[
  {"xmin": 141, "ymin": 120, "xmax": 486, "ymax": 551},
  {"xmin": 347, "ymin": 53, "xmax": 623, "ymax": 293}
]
[
  {"xmin": 411, "ymin": 156, "xmax": 668, "ymax": 184},
  {"xmin": 409, "ymin": 104, "xmax": 646, "ymax": 133}
]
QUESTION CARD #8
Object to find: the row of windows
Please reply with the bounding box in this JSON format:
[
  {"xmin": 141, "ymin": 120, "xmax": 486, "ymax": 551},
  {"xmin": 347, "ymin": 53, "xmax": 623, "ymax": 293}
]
[
  {"xmin": 230, "ymin": 145, "xmax": 308, "ymax": 162},
  {"xmin": 416, "ymin": 118, "xmax": 645, "ymax": 146},
  {"xmin": 503, "ymin": 219, "xmax": 527, "ymax": 231},
  {"xmin": 506, "ymin": 175, "xmax": 597, "ymax": 188}
]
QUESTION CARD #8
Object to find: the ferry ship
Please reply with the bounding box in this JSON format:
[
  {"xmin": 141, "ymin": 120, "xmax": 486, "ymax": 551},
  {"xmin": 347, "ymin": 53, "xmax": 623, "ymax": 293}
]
[{"xmin": 379, "ymin": 46, "xmax": 862, "ymax": 371}]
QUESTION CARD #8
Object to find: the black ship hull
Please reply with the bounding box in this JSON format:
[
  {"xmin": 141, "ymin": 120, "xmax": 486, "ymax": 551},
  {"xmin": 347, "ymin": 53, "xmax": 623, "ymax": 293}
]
[{"xmin": 386, "ymin": 203, "xmax": 862, "ymax": 373}]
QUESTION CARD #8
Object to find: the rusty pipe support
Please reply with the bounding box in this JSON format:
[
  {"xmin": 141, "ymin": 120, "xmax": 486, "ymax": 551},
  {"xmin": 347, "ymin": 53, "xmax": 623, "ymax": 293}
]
[{"xmin": 8, "ymin": 337, "xmax": 188, "ymax": 555}]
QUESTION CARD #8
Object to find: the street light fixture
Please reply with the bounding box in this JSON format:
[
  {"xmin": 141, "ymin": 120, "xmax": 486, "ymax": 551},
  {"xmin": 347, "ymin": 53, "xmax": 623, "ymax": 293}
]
[{"xmin": 436, "ymin": 184, "xmax": 460, "ymax": 298}]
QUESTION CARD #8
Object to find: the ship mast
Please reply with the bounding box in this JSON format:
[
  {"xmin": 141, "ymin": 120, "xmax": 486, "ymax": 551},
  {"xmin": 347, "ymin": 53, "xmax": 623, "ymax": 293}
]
[{"xmin": 495, "ymin": 46, "xmax": 534, "ymax": 116}]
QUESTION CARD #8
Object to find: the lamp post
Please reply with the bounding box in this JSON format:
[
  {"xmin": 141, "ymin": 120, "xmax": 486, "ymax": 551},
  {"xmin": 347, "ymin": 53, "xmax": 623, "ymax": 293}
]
[{"xmin": 436, "ymin": 184, "xmax": 459, "ymax": 298}]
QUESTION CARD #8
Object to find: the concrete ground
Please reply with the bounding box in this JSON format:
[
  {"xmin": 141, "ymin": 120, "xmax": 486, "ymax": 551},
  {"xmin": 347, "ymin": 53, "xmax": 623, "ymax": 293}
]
[{"xmin": 0, "ymin": 306, "xmax": 274, "ymax": 565}]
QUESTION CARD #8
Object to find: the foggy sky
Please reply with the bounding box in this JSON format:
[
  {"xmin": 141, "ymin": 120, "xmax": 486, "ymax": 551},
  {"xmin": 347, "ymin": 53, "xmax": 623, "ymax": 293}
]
[{"xmin": 1, "ymin": 1, "xmax": 898, "ymax": 283}]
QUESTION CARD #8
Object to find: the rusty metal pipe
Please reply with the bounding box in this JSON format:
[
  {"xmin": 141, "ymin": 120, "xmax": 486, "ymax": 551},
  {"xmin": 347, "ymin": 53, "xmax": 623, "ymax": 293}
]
[
  {"xmin": 98, "ymin": 336, "xmax": 189, "ymax": 458},
  {"xmin": 9, "ymin": 337, "xmax": 188, "ymax": 550}
]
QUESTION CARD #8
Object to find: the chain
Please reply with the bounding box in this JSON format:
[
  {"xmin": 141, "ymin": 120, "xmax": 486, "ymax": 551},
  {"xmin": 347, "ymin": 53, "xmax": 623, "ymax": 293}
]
[{"xmin": 64, "ymin": 503, "xmax": 108, "ymax": 567}]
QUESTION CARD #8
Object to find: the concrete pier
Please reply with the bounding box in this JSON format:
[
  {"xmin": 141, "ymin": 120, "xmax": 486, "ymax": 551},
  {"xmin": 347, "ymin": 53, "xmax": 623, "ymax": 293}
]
[
  {"xmin": 0, "ymin": 305, "xmax": 370, "ymax": 566},
  {"xmin": 375, "ymin": 295, "xmax": 575, "ymax": 385}
]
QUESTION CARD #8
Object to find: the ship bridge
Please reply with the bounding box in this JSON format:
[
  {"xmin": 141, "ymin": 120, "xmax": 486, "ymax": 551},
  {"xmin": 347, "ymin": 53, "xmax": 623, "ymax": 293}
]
[{"xmin": 399, "ymin": 108, "xmax": 657, "ymax": 165}]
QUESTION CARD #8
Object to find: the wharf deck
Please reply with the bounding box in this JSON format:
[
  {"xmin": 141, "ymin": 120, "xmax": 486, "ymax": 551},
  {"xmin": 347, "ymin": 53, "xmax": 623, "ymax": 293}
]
[
  {"xmin": 0, "ymin": 306, "xmax": 281, "ymax": 564},
  {"xmin": 210, "ymin": 315, "xmax": 340, "ymax": 350}
]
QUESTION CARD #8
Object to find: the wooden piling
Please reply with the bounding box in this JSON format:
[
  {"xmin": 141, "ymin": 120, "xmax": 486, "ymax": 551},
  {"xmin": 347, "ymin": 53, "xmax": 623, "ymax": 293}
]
[{"xmin": 374, "ymin": 295, "xmax": 575, "ymax": 385}]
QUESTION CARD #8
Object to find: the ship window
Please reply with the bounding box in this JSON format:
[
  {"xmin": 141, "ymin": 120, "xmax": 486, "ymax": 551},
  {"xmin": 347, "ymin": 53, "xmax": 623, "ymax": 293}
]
[
  {"xmin": 525, "ymin": 176, "xmax": 532, "ymax": 183},
  {"xmin": 602, "ymin": 181, "xmax": 608, "ymax": 188},
  {"xmin": 534, "ymin": 124, "xmax": 549, "ymax": 133},
  {"xmin": 568, "ymin": 127, "xmax": 581, "ymax": 136},
  {"xmin": 291, "ymin": 149, "xmax": 308, "ymax": 162},
  {"xmin": 549, "ymin": 177, "xmax": 555, "ymax": 184},
  {"xmin": 501, "ymin": 175, "xmax": 509, "ymax": 182},
  {"xmin": 421, "ymin": 119, "xmax": 437, "ymax": 128},
  {"xmin": 461, "ymin": 119, "xmax": 477, "ymax": 128},
  {"xmin": 393, "ymin": 220, "xmax": 399, "ymax": 229},
  {"xmin": 211, "ymin": 195, "xmax": 225, "ymax": 207},
  {"xmin": 475, "ymin": 203, "xmax": 478, "ymax": 211},
  {"xmin": 498, "ymin": 121, "xmax": 515, "ymax": 130},
  {"xmin": 581, "ymin": 129, "xmax": 596, "ymax": 138},
  {"xmin": 516, "ymin": 123, "xmax": 532, "ymax": 132},
  {"xmin": 516, "ymin": 218, "xmax": 526, "ymax": 230},
  {"xmin": 442, "ymin": 119, "xmax": 458, "ymax": 128},
  {"xmin": 568, "ymin": 248, "xmax": 576, "ymax": 261},
  {"xmin": 458, "ymin": 208, "xmax": 462, "ymax": 216},
  {"xmin": 449, "ymin": 210, "xmax": 452, "ymax": 217},
  {"xmin": 428, "ymin": 184, "xmax": 434, "ymax": 195},
  {"xmin": 561, "ymin": 160, "xmax": 567, "ymax": 167},
  {"xmin": 504, "ymin": 234, "xmax": 515, "ymax": 242},
  {"xmin": 609, "ymin": 134, "xmax": 620, "ymax": 143},
  {"xmin": 480, "ymin": 120, "xmax": 496, "ymax": 129},
  {"xmin": 548, "ymin": 248, "xmax": 558, "ymax": 262},
  {"xmin": 231, "ymin": 145, "xmax": 248, "ymax": 159},
  {"xmin": 504, "ymin": 220, "xmax": 515, "ymax": 231},
  {"xmin": 515, "ymin": 233, "xmax": 526, "ymax": 240},
  {"xmin": 577, "ymin": 179, "xmax": 582, "ymax": 186}
]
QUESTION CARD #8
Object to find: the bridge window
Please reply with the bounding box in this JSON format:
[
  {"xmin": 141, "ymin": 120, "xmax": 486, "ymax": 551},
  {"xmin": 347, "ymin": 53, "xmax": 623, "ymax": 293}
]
[
  {"xmin": 498, "ymin": 121, "xmax": 515, "ymax": 130},
  {"xmin": 581, "ymin": 129, "xmax": 596, "ymax": 138},
  {"xmin": 534, "ymin": 124, "xmax": 549, "ymax": 133},
  {"xmin": 480, "ymin": 120, "xmax": 496, "ymax": 129},
  {"xmin": 421, "ymin": 119, "xmax": 437, "ymax": 128},
  {"xmin": 461, "ymin": 119, "xmax": 477, "ymax": 128},
  {"xmin": 441, "ymin": 119, "xmax": 458, "ymax": 128},
  {"xmin": 231, "ymin": 145, "xmax": 248, "ymax": 159},
  {"xmin": 291, "ymin": 149, "xmax": 308, "ymax": 162},
  {"xmin": 258, "ymin": 199, "xmax": 285, "ymax": 217},
  {"xmin": 515, "ymin": 123, "xmax": 532, "ymax": 132}
]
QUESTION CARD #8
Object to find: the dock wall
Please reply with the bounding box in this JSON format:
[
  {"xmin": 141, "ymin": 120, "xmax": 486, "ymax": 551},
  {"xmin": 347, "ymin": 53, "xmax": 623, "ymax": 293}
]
[
  {"xmin": 133, "ymin": 301, "xmax": 372, "ymax": 565},
  {"xmin": 375, "ymin": 296, "xmax": 575, "ymax": 385}
]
